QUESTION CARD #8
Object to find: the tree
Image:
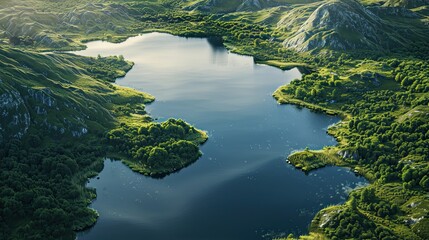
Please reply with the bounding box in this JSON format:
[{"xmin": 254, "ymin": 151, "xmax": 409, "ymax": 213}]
[
  {"xmin": 294, "ymin": 87, "xmax": 306, "ymax": 99},
  {"xmin": 349, "ymin": 196, "xmax": 358, "ymax": 210},
  {"xmin": 401, "ymin": 77, "xmax": 411, "ymax": 87},
  {"xmin": 332, "ymin": 89, "xmax": 339, "ymax": 98},
  {"xmin": 401, "ymin": 168, "xmax": 412, "ymax": 182},
  {"xmin": 360, "ymin": 188, "xmax": 375, "ymax": 203},
  {"xmin": 147, "ymin": 147, "xmax": 169, "ymax": 168},
  {"xmin": 419, "ymin": 175, "xmax": 429, "ymax": 191}
]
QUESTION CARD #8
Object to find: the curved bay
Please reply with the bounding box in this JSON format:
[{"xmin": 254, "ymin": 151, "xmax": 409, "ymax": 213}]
[{"xmin": 75, "ymin": 33, "xmax": 366, "ymax": 240}]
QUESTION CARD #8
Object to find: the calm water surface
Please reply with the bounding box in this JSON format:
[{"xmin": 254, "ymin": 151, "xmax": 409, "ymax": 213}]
[{"xmin": 75, "ymin": 33, "xmax": 366, "ymax": 240}]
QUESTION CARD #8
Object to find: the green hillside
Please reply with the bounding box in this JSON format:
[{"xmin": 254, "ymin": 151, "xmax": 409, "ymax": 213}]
[
  {"xmin": 384, "ymin": 0, "xmax": 429, "ymax": 8},
  {"xmin": 184, "ymin": 0, "xmax": 321, "ymax": 12},
  {"xmin": 0, "ymin": 44, "xmax": 207, "ymax": 239},
  {"xmin": 1, "ymin": 0, "xmax": 429, "ymax": 240}
]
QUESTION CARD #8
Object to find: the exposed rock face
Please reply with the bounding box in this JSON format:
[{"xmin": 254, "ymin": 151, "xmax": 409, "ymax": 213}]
[
  {"xmin": 0, "ymin": 88, "xmax": 31, "ymax": 142},
  {"xmin": 276, "ymin": 4, "xmax": 321, "ymax": 32},
  {"xmin": 0, "ymin": 83, "xmax": 93, "ymax": 143},
  {"xmin": 282, "ymin": 0, "xmax": 399, "ymax": 52},
  {"xmin": 27, "ymin": 88, "xmax": 56, "ymax": 107},
  {"xmin": 337, "ymin": 149, "xmax": 360, "ymax": 160},
  {"xmin": 237, "ymin": 0, "xmax": 263, "ymax": 11}
]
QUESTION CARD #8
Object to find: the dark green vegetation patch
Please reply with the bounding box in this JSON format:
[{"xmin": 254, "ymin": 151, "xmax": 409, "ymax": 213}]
[
  {"xmin": 0, "ymin": 34, "xmax": 206, "ymax": 240},
  {"xmin": 107, "ymin": 119, "xmax": 207, "ymax": 177},
  {"xmin": 1, "ymin": 0, "xmax": 429, "ymax": 239}
]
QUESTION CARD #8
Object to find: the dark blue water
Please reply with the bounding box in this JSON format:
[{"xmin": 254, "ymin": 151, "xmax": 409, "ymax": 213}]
[{"xmin": 75, "ymin": 33, "xmax": 366, "ymax": 240}]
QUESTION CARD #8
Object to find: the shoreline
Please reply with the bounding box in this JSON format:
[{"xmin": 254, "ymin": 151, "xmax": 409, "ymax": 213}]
[{"xmin": 75, "ymin": 32, "xmax": 367, "ymax": 239}]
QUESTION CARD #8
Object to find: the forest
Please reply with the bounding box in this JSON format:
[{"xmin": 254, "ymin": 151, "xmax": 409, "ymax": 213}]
[
  {"xmin": 0, "ymin": 47, "xmax": 207, "ymax": 239},
  {"xmin": 1, "ymin": 0, "xmax": 429, "ymax": 239},
  {"xmin": 0, "ymin": 139, "xmax": 103, "ymax": 239},
  {"xmin": 106, "ymin": 119, "xmax": 207, "ymax": 176},
  {"xmin": 276, "ymin": 52, "xmax": 429, "ymax": 240}
]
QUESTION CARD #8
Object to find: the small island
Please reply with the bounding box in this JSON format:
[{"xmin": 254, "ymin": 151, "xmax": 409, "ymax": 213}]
[
  {"xmin": 287, "ymin": 147, "xmax": 345, "ymax": 173},
  {"xmin": 1, "ymin": 0, "xmax": 429, "ymax": 239},
  {"xmin": 107, "ymin": 119, "xmax": 208, "ymax": 177}
]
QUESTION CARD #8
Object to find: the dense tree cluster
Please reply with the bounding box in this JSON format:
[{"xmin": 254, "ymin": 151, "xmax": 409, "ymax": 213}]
[
  {"xmin": 135, "ymin": 12, "xmax": 307, "ymax": 64},
  {"xmin": 324, "ymin": 206, "xmax": 396, "ymax": 240},
  {"xmin": 2, "ymin": 2, "xmax": 429, "ymax": 239},
  {"xmin": 106, "ymin": 119, "xmax": 204, "ymax": 174},
  {"xmin": 357, "ymin": 188, "xmax": 399, "ymax": 218},
  {"xmin": 282, "ymin": 73, "xmax": 346, "ymax": 103},
  {"xmin": 279, "ymin": 57, "xmax": 429, "ymax": 239},
  {"xmin": 0, "ymin": 138, "xmax": 104, "ymax": 240},
  {"xmin": 86, "ymin": 55, "xmax": 132, "ymax": 82},
  {"xmin": 393, "ymin": 60, "xmax": 429, "ymax": 93}
]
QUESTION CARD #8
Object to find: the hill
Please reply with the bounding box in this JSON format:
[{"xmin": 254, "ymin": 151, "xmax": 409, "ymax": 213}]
[
  {"xmin": 281, "ymin": 0, "xmax": 407, "ymax": 52},
  {"xmin": 0, "ymin": 45, "xmax": 207, "ymax": 239},
  {"xmin": 1, "ymin": 0, "xmax": 429, "ymax": 239},
  {"xmin": 184, "ymin": 0, "xmax": 321, "ymax": 13},
  {"xmin": 384, "ymin": 0, "xmax": 429, "ymax": 8},
  {"xmin": 0, "ymin": 48, "xmax": 145, "ymax": 142}
]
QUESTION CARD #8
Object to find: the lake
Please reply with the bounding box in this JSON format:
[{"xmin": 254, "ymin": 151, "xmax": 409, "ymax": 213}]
[{"xmin": 75, "ymin": 33, "xmax": 366, "ymax": 240}]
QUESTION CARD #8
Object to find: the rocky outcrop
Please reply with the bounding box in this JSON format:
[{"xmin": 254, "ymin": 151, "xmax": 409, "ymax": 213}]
[
  {"xmin": 237, "ymin": 0, "xmax": 263, "ymax": 11},
  {"xmin": 276, "ymin": 4, "xmax": 321, "ymax": 32},
  {"xmin": 26, "ymin": 88, "xmax": 56, "ymax": 107},
  {"xmin": 0, "ymin": 80, "xmax": 91, "ymax": 143},
  {"xmin": 282, "ymin": 0, "xmax": 403, "ymax": 52},
  {"xmin": 0, "ymin": 88, "xmax": 31, "ymax": 142},
  {"xmin": 337, "ymin": 149, "xmax": 360, "ymax": 160}
]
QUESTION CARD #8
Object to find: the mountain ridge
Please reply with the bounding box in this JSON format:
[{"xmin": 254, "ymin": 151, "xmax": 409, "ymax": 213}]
[{"xmin": 281, "ymin": 0, "xmax": 425, "ymax": 52}]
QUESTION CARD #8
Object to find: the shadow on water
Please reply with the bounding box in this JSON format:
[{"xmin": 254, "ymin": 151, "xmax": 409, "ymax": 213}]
[
  {"xmin": 74, "ymin": 33, "xmax": 368, "ymax": 240},
  {"xmin": 206, "ymin": 36, "xmax": 225, "ymax": 50}
]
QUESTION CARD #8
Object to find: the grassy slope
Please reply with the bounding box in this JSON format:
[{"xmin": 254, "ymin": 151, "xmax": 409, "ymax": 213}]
[
  {"xmin": 0, "ymin": 47, "xmax": 152, "ymax": 137},
  {"xmin": 0, "ymin": 46, "xmax": 208, "ymax": 240},
  {"xmin": 0, "ymin": 3, "xmax": 207, "ymax": 237},
  {"xmin": 2, "ymin": 0, "xmax": 429, "ymax": 239},
  {"xmin": 0, "ymin": 46, "xmax": 154, "ymax": 239},
  {"xmin": 272, "ymin": 57, "xmax": 429, "ymax": 240},
  {"xmin": 287, "ymin": 148, "xmax": 346, "ymax": 172},
  {"xmin": 160, "ymin": 1, "xmax": 429, "ymax": 239}
]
